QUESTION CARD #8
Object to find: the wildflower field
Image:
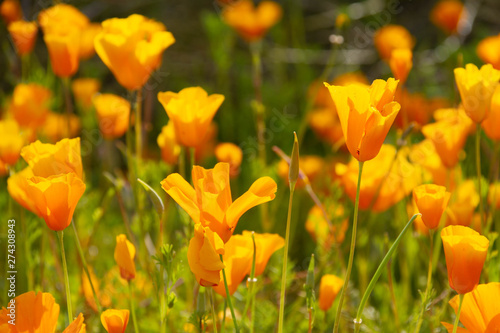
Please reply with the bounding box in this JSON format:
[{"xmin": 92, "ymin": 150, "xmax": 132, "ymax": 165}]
[{"xmin": 2, "ymin": 0, "xmax": 500, "ymax": 332}]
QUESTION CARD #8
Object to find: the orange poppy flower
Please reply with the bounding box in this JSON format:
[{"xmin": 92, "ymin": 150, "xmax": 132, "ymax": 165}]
[
  {"xmin": 413, "ymin": 184, "xmax": 451, "ymax": 230},
  {"xmin": 114, "ymin": 234, "xmax": 136, "ymax": 281},
  {"xmin": 325, "ymin": 78, "xmax": 400, "ymax": 161},
  {"xmin": 389, "ymin": 49, "xmax": 412, "ymax": 85},
  {"xmin": 161, "ymin": 162, "xmax": 277, "ymax": 242},
  {"xmin": 38, "ymin": 4, "xmax": 89, "ymax": 31},
  {"xmin": 446, "ymin": 180, "xmax": 479, "ymax": 228},
  {"xmin": 489, "ymin": 183, "xmax": 500, "ymax": 210},
  {"xmin": 39, "ymin": 112, "xmax": 81, "ymax": 143},
  {"xmin": 442, "ymin": 283, "xmax": 500, "ymax": 333},
  {"xmin": 441, "ymin": 225, "xmax": 489, "ymax": 294},
  {"xmin": 26, "ymin": 172, "xmax": 86, "ymax": 231},
  {"xmin": 158, "ymin": 87, "xmax": 224, "ymax": 148},
  {"xmin": 72, "ymin": 78, "xmax": 101, "ymax": 109},
  {"xmin": 305, "ymin": 205, "xmax": 348, "ymax": 250},
  {"xmin": 430, "ymin": 0, "xmax": 466, "ymax": 35},
  {"xmin": 0, "ymin": 0, "xmax": 21, "ymax": 25},
  {"xmin": 93, "ymin": 94, "xmax": 130, "ymax": 139},
  {"xmin": 8, "ymin": 20, "xmax": 38, "ymax": 56},
  {"xmin": 157, "ymin": 121, "xmax": 181, "ymax": 165},
  {"xmin": 242, "ymin": 230, "xmax": 284, "ymax": 276},
  {"xmin": 43, "ymin": 24, "xmax": 80, "ymax": 78},
  {"xmin": 215, "ymin": 143, "xmax": 243, "ymax": 178},
  {"xmin": 483, "ymin": 85, "xmax": 500, "ymax": 141},
  {"xmin": 101, "ymin": 309, "xmax": 129, "ymax": 333},
  {"xmin": 21, "ymin": 138, "xmax": 83, "ymax": 179},
  {"xmin": 8, "ymin": 83, "xmax": 51, "ymax": 129},
  {"xmin": 308, "ymin": 107, "xmax": 345, "ymax": 147},
  {"xmin": 79, "ymin": 23, "xmax": 101, "ymax": 60},
  {"xmin": 0, "ymin": 119, "xmax": 25, "ymax": 166},
  {"xmin": 94, "ymin": 14, "xmax": 175, "ymax": 91},
  {"xmin": 222, "ymin": 0, "xmax": 282, "ymax": 42},
  {"xmin": 63, "ymin": 313, "xmax": 85, "ymax": 333},
  {"xmin": 373, "ymin": 25, "xmax": 414, "ymax": 60},
  {"xmin": 318, "ymin": 274, "xmax": 344, "ymax": 312},
  {"xmin": 188, "ymin": 223, "xmax": 226, "ymax": 287},
  {"xmin": 81, "ymin": 268, "xmax": 110, "ymax": 312},
  {"xmin": 7, "ymin": 167, "xmax": 37, "ymax": 213},
  {"xmin": 454, "ymin": 63, "xmax": 500, "ymax": 123},
  {"xmin": 477, "ymin": 34, "xmax": 500, "ymax": 70}
]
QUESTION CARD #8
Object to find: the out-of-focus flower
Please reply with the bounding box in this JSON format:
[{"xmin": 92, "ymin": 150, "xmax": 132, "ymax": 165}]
[
  {"xmin": 413, "ymin": 184, "xmax": 451, "ymax": 230},
  {"xmin": 325, "ymin": 78, "xmax": 400, "ymax": 161},
  {"xmin": 7, "ymin": 167, "xmax": 37, "ymax": 213},
  {"xmin": 306, "ymin": 205, "xmax": 348, "ymax": 250},
  {"xmin": 215, "ymin": 143, "xmax": 243, "ymax": 177},
  {"xmin": 8, "ymin": 83, "xmax": 51, "ymax": 129},
  {"xmin": 0, "ymin": 0, "xmax": 22, "ymax": 24},
  {"xmin": 0, "ymin": 119, "xmax": 24, "ymax": 166},
  {"xmin": 483, "ymin": 85, "xmax": 500, "ymax": 141},
  {"xmin": 8, "ymin": 20, "xmax": 38, "ymax": 55},
  {"xmin": 433, "ymin": 107, "xmax": 475, "ymax": 134},
  {"xmin": 21, "ymin": 138, "xmax": 83, "ymax": 179},
  {"xmin": 441, "ymin": 225, "xmax": 489, "ymax": 294},
  {"xmin": 38, "ymin": 4, "xmax": 89, "ymax": 31},
  {"xmin": 79, "ymin": 23, "xmax": 101, "ymax": 60},
  {"xmin": 93, "ymin": 94, "xmax": 130, "ymax": 139},
  {"xmin": 446, "ymin": 180, "xmax": 479, "ymax": 228},
  {"xmin": 188, "ymin": 223, "xmax": 225, "ymax": 287},
  {"xmin": 335, "ymin": 13, "xmax": 350, "ymax": 29},
  {"xmin": 389, "ymin": 49, "xmax": 412, "ymax": 84},
  {"xmin": 114, "ymin": 234, "xmax": 136, "ymax": 281},
  {"xmin": 42, "ymin": 24, "xmax": 80, "ymax": 78},
  {"xmin": 62, "ymin": 313, "xmax": 85, "ymax": 333},
  {"xmin": 477, "ymin": 33, "xmax": 500, "ymax": 70},
  {"xmin": 94, "ymin": 14, "xmax": 175, "ymax": 91},
  {"xmin": 101, "ymin": 309, "xmax": 129, "ymax": 333},
  {"xmin": 308, "ymin": 107, "xmax": 345, "ymax": 147},
  {"xmin": 242, "ymin": 230, "xmax": 284, "ymax": 276},
  {"xmin": 430, "ymin": 0, "xmax": 466, "ymax": 35},
  {"xmin": 158, "ymin": 87, "xmax": 224, "ymax": 148},
  {"xmin": 454, "ymin": 63, "xmax": 500, "ymax": 123},
  {"xmin": 318, "ymin": 274, "xmax": 343, "ymax": 312},
  {"xmin": 26, "ymin": 172, "xmax": 86, "ymax": 231},
  {"xmin": 277, "ymin": 155, "xmax": 324, "ymax": 188},
  {"xmin": 309, "ymin": 73, "xmax": 369, "ymax": 110},
  {"xmin": 222, "ymin": 0, "xmax": 282, "ymax": 42},
  {"xmin": 395, "ymin": 91, "xmax": 449, "ymax": 129},
  {"xmin": 72, "ymin": 78, "xmax": 101, "ymax": 109},
  {"xmin": 195, "ymin": 122, "xmax": 218, "ymax": 163},
  {"xmin": 39, "ymin": 112, "xmax": 81, "ymax": 143},
  {"xmin": 374, "ymin": 25, "xmax": 414, "ymax": 60},
  {"xmin": 442, "ymin": 283, "xmax": 500, "ymax": 333},
  {"xmin": 488, "ymin": 183, "xmax": 500, "ymax": 210},
  {"xmin": 213, "ymin": 234, "xmax": 253, "ymax": 297},
  {"xmin": 161, "ymin": 162, "xmax": 277, "ymax": 242},
  {"xmin": 81, "ymin": 268, "xmax": 110, "ymax": 312},
  {"xmin": 157, "ymin": 121, "xmax": 181, "ymax": 165},
  {"xmin": 0, "ymin": 160, "xmax": 8, "ymax": 178}
]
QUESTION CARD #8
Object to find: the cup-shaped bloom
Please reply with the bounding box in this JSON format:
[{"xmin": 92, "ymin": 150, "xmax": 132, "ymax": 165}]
[
  {"xmin": 101, "ymin": 309, "xmax": 129, "ymax": 333},
  {"xmin": 430, "ymin": 0, "xmax": 466, "ymax": 35},
  {"xmin": 373, "ymin": 25, "xmax": 414, "ymax": 60},
  {"xmin": 21, "ymin": 138, "xmax": 83, "ymax": 179},
  {"xmin": 477, "ymin": 34, "xmax": 500, "ymax": 70},
  {"xmin": 26, "ymin": 172, "xmax": 86, "ymax": 231},
  {"xmin": 325, "ymin": 78, "xmax": 400, "ymax": 161},
  {"xmin": 161, "ymin": 162, "xmax": 277, "ymax": 243},
  {"xmin": 7, "ymin": 167, "xmax": 37, "ymax": 213},
  {"xmin": 222, "ymin": 0, "xmax": 282, "ymax": 42},
  {"xmin": 94, "ymin": 14, "xmax": 175, "ymax": 91},
  {"xmin": 0, "ymin": 0, "xmax": 21, "ymax": 24},
  {"xmin": 0, "ymin": 119, "xmax": 24, "ymax": 166},
  {"xmin": 215, "ymin": 143, "xmax": 243, "ymax": 178},
  {"xmin": 93, "ymin": 94, "xmax": 130, "ymax": 139},
  {"xmin": 0, "ymin": 291, "xmax": 60, "ymax": 332},
  {"xmin": 213, "ymin": 234, "xmax": 252, "ymax": 297},
  {"xmin": 8, "ymin": 21, "xmax": 38, "ymax": 56},
  {"xmin": 8, "ymin": 83, "xmax": 51, "ymax": 129},
  {"xmin": 242, "ymin": 230, "xmax": 284, "ymax": 276},
  {"xmin": 72, "ymin": 78, "xmax": 101, "ymax": 109},
  {"xmin": 114, "ymin": 234, "xmax": 136, "ymax": 281},
  {"xmin": 483, "ymin": 85, "xmax": 500, "ymax": 141},
  {"xmin": 441, "ymin": 225, "xmax": 489, "ymax": 294},
  {"xmin": 188, "ymin": 223, "xmax": 225, "ymax": 286},
  {"xmin": 158, "ymin": 87, "xmax": 224, "ymax": 147},
  {"xmin": 446, "ymin": 180, "xmax": 479, "ymax": 228},
  {"xmin": 157, "ymin": 121, "xmax": 181, "ymax": 165},
  {"xmin": 389, "ymin": 49, "xmax": 412, "ymax": 85},
  {"xmin": 442, "ymin": 282, "xmax": 500, "ymax": 332},
  {"xmin": 318, "ymin": 274, "xmax": 344, "ymax": 312},
  {"xmin": 79, "ymin": 23, "xmax": 101, "ymax": 60},
  {"xmin": 413, "ymin": 184, "xmax": 451, "ymax": 229},
  {"xmin": 38, "ymin": 4, "xmax": 89, "ymax": 31},
  {"xmin": 454, "ymin": 63, "xmax": 500, "ymax": 123},
  {"xmin": 43, "ymin": 24, "xmax": 80, "ymax": 78}
]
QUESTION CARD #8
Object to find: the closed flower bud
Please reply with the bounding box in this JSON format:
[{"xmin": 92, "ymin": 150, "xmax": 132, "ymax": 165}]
[
  {"xmin": 318, "ymin": 274, "xmax": 343, "ymax": 311},
  {"xmin": 8, "ymin": 20, "xmax": 38, "ymax": 56},
  {"xmin": 114, "ymin": 234, "xmax": 136, "ymax": 280},
  {"xmin": 413, "ymin": 184, "xmax": 451, "ymax": 229}
]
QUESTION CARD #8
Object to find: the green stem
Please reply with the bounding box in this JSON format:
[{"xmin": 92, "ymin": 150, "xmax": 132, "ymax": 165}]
[
  {"xmin": 129, "ymin": 281, "xmax": 140, "ymax": 333},
  {"xmin": 220, "ymin": 254, "xmax": 240, "ymax": 333},
  {"xmin": 250, "ymin": 41, "xmax": 266, "ymax": 167},
  {"xmin": 210, "ymin": 288, "xmax": 219, "ymax": 333},
  {"xmin": 353, "ymin": 214, "xmax": 420, "ymax": 333},
  {"xmin": 333, "ymin": 161, "xmax": 364, "ymax": 333},
  {"xmin": 414, "ymin": 230, "xmax": 434, "ymax": 333},
  {"xmin": 476, "ymin": 124, "xmax": 484, "ymax": 229},
  {"xmin": 62, "ymin": 77, "xmax": 73, "ymax": 138},
  {"xmin": 278, "ymin": 184, "xmax": 295, "ymax": 333},
  {"xmin": 243, "ymin": 232, "xmax": 257, "ymax": 333},
  {"xmin": 71, "ymin": 221, "xmax": 102, "ymax": 314},
  {"xmin": 452, "ymin": 294, "xmax": 465, "ymax": 333},
  {"xmin": 57, "ymin": 230, "xmax": 73, "ymax": 324}
]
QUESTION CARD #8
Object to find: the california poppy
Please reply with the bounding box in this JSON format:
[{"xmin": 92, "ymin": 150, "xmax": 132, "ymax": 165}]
[
  {"xmin": 7, "ymin": 167, "xmax": 37, "ymax": 213},
  {"xmin": 373, "ymin": 25, "xmax": 414, "ymax": 60},
  {"xmin": 8, "ymin": 20, "xmax": 38, "ymax": 56},
  {"xmin": 482, "ymin": 85, "xmax": 500, "ymax": 141},
  {"xmin": 215, "ymin": 143, "xmax": 243, "ymax": 178},
  {"xmin": 0, "ymin": 119, "xmax": 25, "ymax": 166},
  {"xmin": 389, "ymin": 49, "xmax": 412, "ymax": 85},
  {"xmin": 72, "ymin": 78, "xmax": 101, "ymax": 109},
  {"xmin": 413, "ymin": 184, "xmax": 451, "ymax": 230},
  {"xmin": 157, "ymin": 121, "xmax": 181, "ymax": 165},
  {"xmin": 477, "ymin": 33, "xmax": 500, "ymax": 70},
  {"xmin": 430, "ymin": 0, "xmax": 466, "ymax": 35},
  {"xmin": 8, "ymin": 83, "xmax": 51, "ymax": 129},
  {"xmin": 318, "ymin": 274, "xmax": 344, "ymax": 311},
  {"xmin": 101, "ymin": 309, "xmax": 129, "ymax": 333},
  {"xmin": 93, "ymin": 94, "xmax": 131, "ymax": 139},
  {"xmin": 114, "ymin": 234, "xmax": 136, "ymax": 281}
]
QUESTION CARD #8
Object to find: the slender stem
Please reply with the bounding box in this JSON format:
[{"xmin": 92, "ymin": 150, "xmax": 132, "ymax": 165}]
[
  {"xmin": 334, "ymin": 161, "xmax": 364, "ymax": 333},
  {"xmin": 135, "ymin": 88, "xmax": 143, "ymax": 161},
  {"xmin": 220, "ymin": 254, "xmax": 240, "ymax": 333},
  {"xmin": 353, "ymin": 214, "xmax": 420, "ymax": 333},
  {"xmin": 476, "ymin": 124, "xmax": 484, "ymax": 229},
  {"xmin": 277, "ymin": 185, "xmax": 295, "ymax": 333},
  {"xmin": 210, "ymin": 288, "xmax": 219, "ymax": 333},
  {"xmin": 62, "ymin": 77, "xmax": 73, "ymax": 138},
  {"xmin": 250, "ymin": 41, "xmax": 266, "ymax": 166},
  {"xmin": 243, "ymin": 232, "xmax": 257, "ymax": 333},
  {"xmin": 129, "ymin": 281, "xmax": 139, "ymax": 333},
  {"xmin": 414, "ymin": 230, "xmax": 434, "ymax": 333},
  {"xmin": 452, "ymin": 294, "xmax": 465, "ymax": 333},
  {"xmin": 57, "ymin": 231, "xmax": 73, "ymax": 324}
]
